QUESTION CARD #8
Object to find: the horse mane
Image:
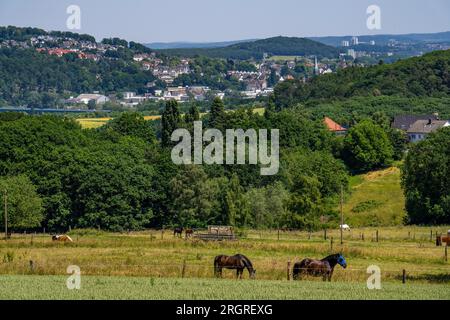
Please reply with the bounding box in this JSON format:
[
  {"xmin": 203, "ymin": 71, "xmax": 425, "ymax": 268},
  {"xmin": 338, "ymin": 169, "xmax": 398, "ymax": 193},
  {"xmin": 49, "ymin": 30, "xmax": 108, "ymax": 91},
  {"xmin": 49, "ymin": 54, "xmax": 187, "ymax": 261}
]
[
  {"xmin": 321, "ymin": 253, "xmax": 340, "ymax": 262},
  {"xmin": 236, "ymin": 254, "xmax": 253, "ymax": 270}
]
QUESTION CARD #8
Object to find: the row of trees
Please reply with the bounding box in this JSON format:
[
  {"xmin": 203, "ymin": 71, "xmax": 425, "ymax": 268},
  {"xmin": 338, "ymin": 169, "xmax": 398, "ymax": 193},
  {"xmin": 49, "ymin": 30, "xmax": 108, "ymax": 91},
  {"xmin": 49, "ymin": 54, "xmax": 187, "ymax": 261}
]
[
  {"xmin": 0, "ymin": 98, "xmax": 447, "ymax": 229},
  {"xmin": 0, "ymin": 97, "xmax": 351, "ymax": 231}
]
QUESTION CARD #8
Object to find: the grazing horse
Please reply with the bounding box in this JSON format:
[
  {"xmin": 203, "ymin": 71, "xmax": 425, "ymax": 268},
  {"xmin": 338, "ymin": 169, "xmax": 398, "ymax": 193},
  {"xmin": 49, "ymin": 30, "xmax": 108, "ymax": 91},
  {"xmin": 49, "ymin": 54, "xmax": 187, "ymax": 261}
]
[
  {"xmin": 292, "ymin": 253, "xmax": 347, "ymax": 282},
  {"xmin": 214, "ymin": 254, "xmax": 256, "ymax": 279},
  {"xmin": 52, "ymin": 235, "xmax": 73, "ymax": 242},
  {"xmin": 185, "ymin": 228, "xmax": 194, "ymax": 239},
  {"xmin": 173, "ymin": 227, "xmax": 183, "ymax": 238}
]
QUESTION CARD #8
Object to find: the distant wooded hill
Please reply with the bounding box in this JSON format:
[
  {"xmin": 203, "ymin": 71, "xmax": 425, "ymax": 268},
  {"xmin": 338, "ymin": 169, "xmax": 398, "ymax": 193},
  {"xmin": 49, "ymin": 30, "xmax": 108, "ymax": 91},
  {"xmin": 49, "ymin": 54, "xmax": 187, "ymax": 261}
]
[
  {"xmin": 146, "ymin": 39, "xmax": 257, "ymax": 50},
  {"xmin": 273, "ymin": 49, "xmax": 450, "ymax": 109},
  {"xmin": 154, "ymin": 36, "xmax": 342, "ymax": 59}
]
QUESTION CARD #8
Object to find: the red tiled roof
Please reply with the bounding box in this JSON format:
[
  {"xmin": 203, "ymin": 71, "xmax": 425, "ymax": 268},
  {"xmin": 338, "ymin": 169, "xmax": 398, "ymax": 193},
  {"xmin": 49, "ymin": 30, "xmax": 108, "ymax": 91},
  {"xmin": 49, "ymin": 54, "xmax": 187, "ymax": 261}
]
[{"xmin": 324, "ymin": 117, "xmax": 347, "ymax": 132}]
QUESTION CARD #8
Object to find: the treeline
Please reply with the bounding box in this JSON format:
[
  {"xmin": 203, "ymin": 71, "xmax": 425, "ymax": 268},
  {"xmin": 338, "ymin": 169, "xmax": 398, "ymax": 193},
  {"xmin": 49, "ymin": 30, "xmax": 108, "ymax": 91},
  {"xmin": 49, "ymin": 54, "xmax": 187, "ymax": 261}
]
[
  {"xmin": 0, "ymin": 26, "xmax": 96, "ymax": 42},
  {"xmin": 273, "ymin": 49, "xmax": 450, "ymax": 109},
  {"xmin": 0, "ymin": 47, "xmax": 155, "ymax": 107},
  {"xmin": 0, "ymin": 99, "xmax": 353, "ymax": 232},
  {"xmin": 158, "ymin": 36, "xmax": 341, "ymax": 60}
]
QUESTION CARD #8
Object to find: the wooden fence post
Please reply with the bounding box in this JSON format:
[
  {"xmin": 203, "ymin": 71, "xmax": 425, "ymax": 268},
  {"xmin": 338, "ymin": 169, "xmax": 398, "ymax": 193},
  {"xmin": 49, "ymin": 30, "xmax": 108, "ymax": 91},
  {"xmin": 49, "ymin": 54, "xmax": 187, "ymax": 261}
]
[
  {"xmin": 445, "ymin": 243, "xmax": 448, "ymax": 262},
  {"xmin": 29, "ymin": 260, "xmax": 34, "ymax": 273},
  {"xmin": 330, "ymin": 237, "xmax": 334, "ymax": 253},
  {"xmin": 430, "ymin": 230, "xmax": 433, "ymax": 242},
  {"xmin": 277, "ymin": 229, "xmax": 280, "ymax": 241},
  {"xmin": 287, "ymin": 261, "xmax": 291, "ymax": 281},
  {"xmin": 324, "ymin": 229, "xmax": 327, "ymax": 240},
  {"xmin": 402, "ymin": 269, "xmax": 406, "ymax": 284},
  {"xmin": 376, "ymin": 230, "xmax": 379, "ymax": 242},
  {"xmin": 181, "ymin": 260, "xmax": 186, "ymax": 278}
]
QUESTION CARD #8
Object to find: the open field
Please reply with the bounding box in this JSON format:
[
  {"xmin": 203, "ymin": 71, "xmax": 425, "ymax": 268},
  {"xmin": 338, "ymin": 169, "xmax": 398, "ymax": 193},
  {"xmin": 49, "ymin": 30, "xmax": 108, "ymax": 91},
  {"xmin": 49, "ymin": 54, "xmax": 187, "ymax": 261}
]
[
  {"xmin": 1, "ymin": 275, "xmax": 449, "ymax": 300},
  {"xmin": 76, "ymin": 108, "xmax": 266, "ymax": 129},
  {"xmin": 0, "ymin": 227, "xmax": 448, "ymax": 282},
  {"xmin": 76, "ymin": 115, "xmax": 162, "ymax": 129},
  {"xmin": 345, "ymin": 167, "xmax": 406, "ymax": 227}
]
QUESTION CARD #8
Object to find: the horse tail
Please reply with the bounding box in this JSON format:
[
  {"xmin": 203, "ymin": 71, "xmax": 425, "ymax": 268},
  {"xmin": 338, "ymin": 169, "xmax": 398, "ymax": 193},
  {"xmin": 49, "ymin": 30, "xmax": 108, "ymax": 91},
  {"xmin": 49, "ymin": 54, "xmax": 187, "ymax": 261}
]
[
  {"xmin": 292, "ymin": 262, "xmax": 302, "ymax": 280},
  {"xmin": 293, "ymin": 259, "xmax": 308, "ymax": 280},
  {"xmin": 214, "ymin": 255, "xmax": 222, "ymax": 277}
]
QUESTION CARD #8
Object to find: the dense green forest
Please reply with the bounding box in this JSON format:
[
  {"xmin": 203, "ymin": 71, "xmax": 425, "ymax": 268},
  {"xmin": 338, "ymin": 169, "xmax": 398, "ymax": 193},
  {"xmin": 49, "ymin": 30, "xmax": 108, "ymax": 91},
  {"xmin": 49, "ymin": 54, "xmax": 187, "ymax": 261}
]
[
  {"xmin": 402, "ymin": 127, "xmax": 450, "ymax": 225},
  {"xmin": 157, "ymin": 36, "xmax": 342, "ymax": 60},
  {"xmin": 273, "ymin": 49, "xmax": 450, "ymax": 109},
  {"xmin": 0, "ymin": 100, "xmax": 355, "ymax": 231}
]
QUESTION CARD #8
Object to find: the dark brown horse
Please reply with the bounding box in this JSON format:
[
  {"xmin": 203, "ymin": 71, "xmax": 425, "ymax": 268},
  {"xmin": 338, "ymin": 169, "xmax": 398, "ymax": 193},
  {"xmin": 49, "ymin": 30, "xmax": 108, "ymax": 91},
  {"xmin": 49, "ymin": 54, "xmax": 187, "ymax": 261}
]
[
  {"xmin": 292, "ymin": 253, "xmax": 347, "ymax": 281},
  {"xmin": 185, "ymin": 228, "xmax": 194, "ymax": 238},
  {"xmin": 214, "ymin": 254, "xmax": 256, "ymax": 279},
  {"xmin": 173, "ymin": 227, "xmax": 183, "ymax": 238}
]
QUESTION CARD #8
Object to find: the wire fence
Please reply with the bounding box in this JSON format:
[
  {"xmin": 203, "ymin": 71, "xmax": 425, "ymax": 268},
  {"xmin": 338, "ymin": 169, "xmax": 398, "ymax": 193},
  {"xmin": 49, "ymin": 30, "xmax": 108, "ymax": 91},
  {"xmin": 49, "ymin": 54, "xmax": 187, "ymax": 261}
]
[
  {"xmin": 0, "ymin": 228, "xmax": 448, "ymax": 284},
  {"xmin": 1, "ymin": 260, "xmax": 448, "ymax": 284}
]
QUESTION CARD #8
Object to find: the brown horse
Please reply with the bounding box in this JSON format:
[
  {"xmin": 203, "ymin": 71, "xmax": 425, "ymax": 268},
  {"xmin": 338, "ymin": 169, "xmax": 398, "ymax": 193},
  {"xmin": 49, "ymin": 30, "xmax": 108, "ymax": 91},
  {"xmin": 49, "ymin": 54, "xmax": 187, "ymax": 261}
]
[
  {"xmin": 214, "ymin": 254, "xmax": 256, "ymax": 279},
  {"xmin": 173, "ymin": 227, "xmax": 183, "ymax": 238},
  {"xmin": 292, "ymin": 253, "xmax": 347, "ymax": 281},
  {"xmin": 185, "ymin": 228, "xmax": 194, "ymax": 238}
]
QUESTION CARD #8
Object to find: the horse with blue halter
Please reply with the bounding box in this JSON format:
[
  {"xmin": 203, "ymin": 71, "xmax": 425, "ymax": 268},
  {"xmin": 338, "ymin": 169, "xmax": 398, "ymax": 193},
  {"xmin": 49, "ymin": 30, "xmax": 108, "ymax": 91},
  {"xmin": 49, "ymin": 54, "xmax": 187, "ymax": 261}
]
[
  {"xmin": 214, "ymin": 254, "xmax": 256, "ymax": 279},
  {"xmin": 292, "ymin": 253, "xmax": 347, "ymax": 281}
]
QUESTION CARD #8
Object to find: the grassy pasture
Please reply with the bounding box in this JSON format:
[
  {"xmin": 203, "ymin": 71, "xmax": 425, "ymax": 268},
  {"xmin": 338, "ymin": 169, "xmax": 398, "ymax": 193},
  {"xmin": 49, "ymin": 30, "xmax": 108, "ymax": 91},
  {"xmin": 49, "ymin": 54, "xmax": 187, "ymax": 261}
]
[
  {"xmin": 0, "ymin": 227, "xmax": 448, "ymax": 283},
  {"xmin": 1, "ymin": 275, "xmax": 449, "ymax": 300},
  {"xmin": 345, "ymin": 166, "xmax": 406, "ymax": 227}
]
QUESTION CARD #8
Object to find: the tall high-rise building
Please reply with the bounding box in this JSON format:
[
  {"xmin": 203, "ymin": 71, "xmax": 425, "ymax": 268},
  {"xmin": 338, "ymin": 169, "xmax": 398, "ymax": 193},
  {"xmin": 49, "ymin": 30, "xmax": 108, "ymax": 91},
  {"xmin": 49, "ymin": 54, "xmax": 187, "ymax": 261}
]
[
  {"xmin": 351, "ymin": 36, "xmax": 359, "ymax": 46},
  {"xmin": 341, "ymin": 40, "xmax": 350, "ymax": 47}
]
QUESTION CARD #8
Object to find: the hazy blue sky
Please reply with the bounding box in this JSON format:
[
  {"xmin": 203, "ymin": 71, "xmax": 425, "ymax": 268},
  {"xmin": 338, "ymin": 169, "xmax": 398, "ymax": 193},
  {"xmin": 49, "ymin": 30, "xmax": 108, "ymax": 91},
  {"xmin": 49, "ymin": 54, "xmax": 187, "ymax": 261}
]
[{"xmin": 0, "ymin": 0, "xmax": 449, "ymax": 43}]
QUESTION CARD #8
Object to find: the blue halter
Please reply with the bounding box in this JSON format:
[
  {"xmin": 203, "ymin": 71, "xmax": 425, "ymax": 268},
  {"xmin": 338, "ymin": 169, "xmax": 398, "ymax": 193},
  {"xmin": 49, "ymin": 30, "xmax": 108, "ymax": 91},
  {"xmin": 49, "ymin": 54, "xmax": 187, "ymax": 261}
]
[{"xmin": 337, "ymin": 255, "xmax": 347, "ymax": 267}]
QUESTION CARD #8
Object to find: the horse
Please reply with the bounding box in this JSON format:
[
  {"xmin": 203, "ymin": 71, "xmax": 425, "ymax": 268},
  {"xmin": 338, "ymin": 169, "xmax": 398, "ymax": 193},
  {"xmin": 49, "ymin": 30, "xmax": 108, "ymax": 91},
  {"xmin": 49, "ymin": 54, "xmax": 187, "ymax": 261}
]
[
  {"xmin": 340, "ymin": 224, "xmax": 351, "ymax": 231},
  {"xmin": 214, "ymin": 254, "xmax": 256, "ymax": 279},
  {"xmin": 185, "ymin": 228, "xmax": 194, "ymax": 239},
  {"xmin": 173, "ymin": 227, "xmax": 183, "ymax": 238},
  {"xmin": 52, "ymin": 235, "xmax": 73, "ymax": 242},
  {"xmin": 292, "ymin": 253, "xmax": 347, "ymax": 282}
]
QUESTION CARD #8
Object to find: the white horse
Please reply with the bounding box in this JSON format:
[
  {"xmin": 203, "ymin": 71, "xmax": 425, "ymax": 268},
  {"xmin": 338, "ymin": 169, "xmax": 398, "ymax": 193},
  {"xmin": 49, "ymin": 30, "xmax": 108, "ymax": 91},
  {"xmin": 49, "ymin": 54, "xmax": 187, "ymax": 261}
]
[
  {"xmin": 340, "ymin": 224, "xmax": 351, "ymax": 231},
  {"xmin": 52, "ymin": 234, "xmax": 73, "ymax": 242}
]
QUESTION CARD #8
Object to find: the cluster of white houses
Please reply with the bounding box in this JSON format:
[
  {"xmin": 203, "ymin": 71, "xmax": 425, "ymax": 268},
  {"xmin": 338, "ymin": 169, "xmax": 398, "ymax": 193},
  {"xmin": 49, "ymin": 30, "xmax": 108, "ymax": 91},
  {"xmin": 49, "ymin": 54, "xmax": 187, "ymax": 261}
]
[
  {"xmin": 324, "ymin": 115, "xmax": 449, "ymax": 143},
  {"xmin": 391, "ymin": 114, "xmax": 450, "ymax": 142}
]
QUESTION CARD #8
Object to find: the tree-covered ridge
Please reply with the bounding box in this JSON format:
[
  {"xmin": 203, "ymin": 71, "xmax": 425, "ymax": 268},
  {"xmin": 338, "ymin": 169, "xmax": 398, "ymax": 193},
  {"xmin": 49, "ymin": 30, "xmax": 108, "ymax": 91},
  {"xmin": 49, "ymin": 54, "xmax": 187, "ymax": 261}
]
[
  {"xmin": 273, "ymin": 49, "xmax": 450, "ymax": 108},
  {"xmin": 0, "ymin": 25, "xmax": 96, "ymax": 42},
  {"xmin": 157, "ymin": 36, "xmax": 342, "ymax": 60}
]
